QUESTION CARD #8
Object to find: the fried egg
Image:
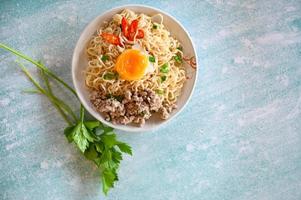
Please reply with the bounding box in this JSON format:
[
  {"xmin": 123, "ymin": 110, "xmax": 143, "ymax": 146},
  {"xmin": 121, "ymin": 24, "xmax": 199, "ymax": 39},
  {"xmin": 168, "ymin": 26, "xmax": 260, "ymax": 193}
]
[{"xmin": 115, "ymin": 44, "xmax": 154, "ymax": 81}]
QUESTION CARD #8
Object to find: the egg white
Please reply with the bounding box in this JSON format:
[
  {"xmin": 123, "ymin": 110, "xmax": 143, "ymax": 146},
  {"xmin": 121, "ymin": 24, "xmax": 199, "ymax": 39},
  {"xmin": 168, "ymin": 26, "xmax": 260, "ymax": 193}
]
[{"xmin": 132, "ymin": 43, "xmax": 155, "ymax": 75}]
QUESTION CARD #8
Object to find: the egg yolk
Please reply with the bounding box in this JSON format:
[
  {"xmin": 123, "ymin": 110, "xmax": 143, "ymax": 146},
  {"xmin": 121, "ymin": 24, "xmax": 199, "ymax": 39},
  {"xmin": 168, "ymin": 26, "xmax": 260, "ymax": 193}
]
[{"xmin": 115, "ymin": 49, "xmax": 149, "ymax": 81}]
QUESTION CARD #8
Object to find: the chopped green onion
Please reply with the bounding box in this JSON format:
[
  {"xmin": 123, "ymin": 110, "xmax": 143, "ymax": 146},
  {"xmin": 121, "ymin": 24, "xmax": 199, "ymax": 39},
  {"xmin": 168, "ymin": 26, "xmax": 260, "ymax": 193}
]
[
  {"xmin": 160, "ymin": 63, "xmax": 169, "ymax": 73},
  {"xmin": 106, "ymin": 94, "xmax": 113, "ymax": 99},
  {"xmin": 114, "ymin": 95, "xmax": 124, "ymax": 102},
  {"xmin": 101, "ymin": 55, "xmax": 109, "ymax": 62},
  {"xmin": 174, "ymin": 55, "xmax": 182, "ymax": 63},
  {"xmin": 177, "ymin": 46, "xmax": 183, "ymax": 51},
  {"xmin": 149, "ymin": 56, "xmax": 155, "ymax": 63},
  {"xmin": 103, "ymin": 72, "xmax": 118, "ymax": 80},
  {"xmin": 155, "ymin": 89, "xmax": 164, "ymax": 95},
  {"xmin": 161, "ymin": 75, "xmax": 167, "ymax": 82},
  {"xmin": 139, "ymin": 111, "xmax": 146, "ymax": 116},
  {"xmin": 153, "ymin": 24, "xmax": 158, "ymax": 29},
  {"xmin": 106, "ymin": 94, "xmax": 124, "ymax": 102}
]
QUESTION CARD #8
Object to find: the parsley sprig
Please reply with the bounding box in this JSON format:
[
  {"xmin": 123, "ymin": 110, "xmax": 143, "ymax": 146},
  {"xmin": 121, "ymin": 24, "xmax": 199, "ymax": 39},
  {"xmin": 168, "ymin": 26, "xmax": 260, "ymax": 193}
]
[{"xmin": 0, "ymin": 43, "xmax": 132, "ymax": 195}]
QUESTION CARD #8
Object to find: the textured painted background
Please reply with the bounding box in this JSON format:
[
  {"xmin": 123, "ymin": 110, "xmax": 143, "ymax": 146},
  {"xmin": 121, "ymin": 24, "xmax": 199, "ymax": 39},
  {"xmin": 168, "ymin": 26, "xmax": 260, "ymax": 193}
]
[{"xmin": 1, "ymin": 0, "xmax": 301, "ymax": 199}]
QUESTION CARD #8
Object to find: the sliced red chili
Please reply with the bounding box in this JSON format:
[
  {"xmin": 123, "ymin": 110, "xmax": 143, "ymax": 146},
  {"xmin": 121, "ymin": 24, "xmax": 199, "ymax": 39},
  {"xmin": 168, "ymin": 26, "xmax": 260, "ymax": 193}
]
[
  {"xmin": 136, "ymin": 29, "xmax": 144, "ymax": 39},
  {"xmin": 128, "ymin": 19, "xmax": 139, "ymax": 41},
  {"xmin": 121, "ymin": 17, "xmax": 129, "ymax": 38},
  {"xmin": 129, "ymin": 19, "xmax": 138, "ymax": 34},
  {"xmin": 101, "ymin": 33, "xmax": 121, "ymax": 46},
  {"xmin": 120, "ymin": 18, "xmax": 144, "ymax": 41}
]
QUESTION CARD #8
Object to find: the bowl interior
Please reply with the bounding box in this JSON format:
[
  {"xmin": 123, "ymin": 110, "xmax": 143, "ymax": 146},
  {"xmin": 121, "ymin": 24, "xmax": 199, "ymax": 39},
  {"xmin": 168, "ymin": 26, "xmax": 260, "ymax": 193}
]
[{"xmin": 72, "ymin": 5, "xmax": 197, "ymax": 132}]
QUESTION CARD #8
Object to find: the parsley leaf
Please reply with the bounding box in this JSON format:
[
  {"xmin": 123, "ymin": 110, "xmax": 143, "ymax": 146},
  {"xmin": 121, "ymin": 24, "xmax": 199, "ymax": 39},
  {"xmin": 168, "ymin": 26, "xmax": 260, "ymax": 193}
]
[
  {"xmin": 95, "ymin": 123, "xmax": 114, "ymax": 135},
  {"xmin": 117, "ymin": 143, "xmax": 132, "ymax": 155},
  {"xmin": 73, "ymin": 123, "xmax": 89, "ymax": 153},
  {"xmin": 68, "ymin": 120, "xmax": 132, "ymax": 195},
  {"xmin": 111, "ymin": 148, "xmax": 123, "ymax": 163},
  {"xmin": 81, "ymin": 123, "xmax": 95, "ymax": 142},
  {"xmin": 84, "ymin": 121, "xmax": 100, "ymax": 130},
  {"xmin": 99, "ymin": 149, "xmax": 112, "ymax": 163},
  {"xmin": 101, "ymin": 133, "xmax": 117, "ymax": 148},
  {"xmin": 102, "ymin": 168, "xmax": 117, "ymax": 195},
  {"xmin": 84, "ymin": 144, "xmax": 98, "ymax": 160},
  {"xmin": 95, "ymin": 142, "xmax": 105, "ymax": 153}
]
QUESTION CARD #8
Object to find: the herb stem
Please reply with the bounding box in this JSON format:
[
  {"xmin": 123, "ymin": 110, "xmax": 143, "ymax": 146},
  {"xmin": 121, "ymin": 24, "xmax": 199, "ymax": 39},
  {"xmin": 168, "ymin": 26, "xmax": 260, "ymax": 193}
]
[
  {"xmin": 53, "ymin": 97, "xmax": 79, "ymax": 122},
  {"xmin": 40, "ymin": 70, "xmax": 79, "ymax": 122},
  {"xmin": 0, "ymin": 43, "xmax": 77, "ymax": 97},
  {"xmin": 40, "ymin": 70, "xmax": 53, "ymax": 95},
  {"xmin": 16, "ymin": 61, "xmax": 73, "ymax": 126},
  {"xmin": 51, "ymin": 99, "xmax": 73, "ymax": 126},
  {"xmin": 80, "ymin": 104, "xmax": 85, "ymax": 123}
]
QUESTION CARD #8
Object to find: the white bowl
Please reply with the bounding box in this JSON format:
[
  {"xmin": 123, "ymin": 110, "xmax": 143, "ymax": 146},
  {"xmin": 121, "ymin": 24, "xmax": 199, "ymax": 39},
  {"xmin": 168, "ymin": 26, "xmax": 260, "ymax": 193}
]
[{"xmin": 72, "ymin": 4, "xmax": 198, "ymax": 132}]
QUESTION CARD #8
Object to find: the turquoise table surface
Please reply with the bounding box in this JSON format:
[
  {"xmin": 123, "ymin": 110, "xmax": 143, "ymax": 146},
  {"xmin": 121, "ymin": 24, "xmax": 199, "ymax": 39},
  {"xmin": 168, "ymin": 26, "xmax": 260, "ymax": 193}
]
[{"xmin": 1, "ymin": 0, "xmax": 301, "ymax": 199}]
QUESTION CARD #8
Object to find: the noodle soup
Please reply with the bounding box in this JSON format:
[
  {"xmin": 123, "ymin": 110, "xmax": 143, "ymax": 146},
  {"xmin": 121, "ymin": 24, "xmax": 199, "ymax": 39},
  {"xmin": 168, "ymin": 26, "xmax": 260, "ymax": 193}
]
[{"xmin": 84, "ymin": 9, "xmax": 189, "ymax": 126}]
